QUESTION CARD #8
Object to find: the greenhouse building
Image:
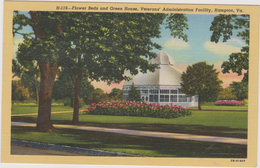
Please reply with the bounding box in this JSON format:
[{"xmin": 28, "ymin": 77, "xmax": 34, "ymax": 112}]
[{"xmin": 123, "ymin": 50, "xmax": 198, "ymax": 108}]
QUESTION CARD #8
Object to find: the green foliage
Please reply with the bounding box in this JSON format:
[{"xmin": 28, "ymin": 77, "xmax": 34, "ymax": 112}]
[
  {"xmin": 218, "ymin": 87, "xmax": 237, "ymax": 100},
  {"xmin": 165, "ymin": 14, "xmax": 189, "ymax": 42},
  {"xmin": 229, "ymin": 81, "xmax": 248, "ymax": 100},
  {"xmin": 243, "ymin": 99, "xmax": 248, "ymax": 106},
  {"xmin": 62, "ymin": 98, "xmax": 74, "ymax": 107},
  {"xmin": 180, "ymin": 62, "xmax": 223, "ymax": 109},
  {"xmin": 13, "ymin": 11, "xmax": 190, "ymax": 128},
  {"xmin": 221, "ymin": 46, "xmax": 249, "ymax": 83},
  {"xmin": 12, "ymin": 80, "xmax": 31, "ymax": 104},
  {"xmin": 84, "ymin": 88, "xmax": 108, "ymax": 104},
  {"xmin": 109, "ymin": 88, "xmax": 123, "ymax": 101},
  {"xmin": 52, "ymin": 68, "xmax": 94, "ymax": 107},
  {"xmin": 12, "ymin": 59, "xmax": 40, "ymax": 103},
  {"xmin": 128, "ymin": 85, "xmax": 142, "ymax": 102},
  {"xmin": 14, "ymin": 11, "xmax": 71, "ymax": 65},
  {"xmin": 210, "ymin": 15, "xmax": 249, "ymax": 83},
  {"xmin": 14, "ymin": 12, "xmax": 189, "ymax": 83},
  {"xmin": 201, "ymin": 102, "xmax": 216, "ymax": 106}
]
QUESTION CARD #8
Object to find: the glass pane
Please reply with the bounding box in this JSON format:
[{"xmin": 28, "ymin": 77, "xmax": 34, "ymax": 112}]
[{"xmin": 171, "ymin": 90, "xmax": 177, "ymax": 94}]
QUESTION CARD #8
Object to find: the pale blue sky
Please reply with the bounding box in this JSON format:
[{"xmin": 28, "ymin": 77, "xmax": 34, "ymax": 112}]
[{"xmin": 152, "ymin": 14, "xmax": 246, "ymax": 66}]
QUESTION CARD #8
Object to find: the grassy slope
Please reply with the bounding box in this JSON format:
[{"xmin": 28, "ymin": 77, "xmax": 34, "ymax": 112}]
[{"xmin": 11, "ymin": 126, "xmax": 247, "ymax": 158}]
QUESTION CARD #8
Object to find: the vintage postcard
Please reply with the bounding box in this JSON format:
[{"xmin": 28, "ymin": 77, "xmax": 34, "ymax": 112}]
[{"xmin": 1, "ymin": 0, "xmax": 259, "ymax": 167}]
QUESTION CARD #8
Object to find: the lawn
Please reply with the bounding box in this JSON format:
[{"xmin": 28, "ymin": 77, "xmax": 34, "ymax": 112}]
[
  {"xmin": 190, "ymin": 105, "xmax": 248, "ymax": 110},
  {"xmin": 12, "ymin": 110, "xmax": 248, "ymax": 138},
  {"xmin": 11, "ymin": 104, "xmax": 87, "ymax": 114},
  {"xmin": 11, "ymin": 126, "xmax": 247, "ymax": 158},
  {"xmin": 11, "ymin": 104, "xmax": 248, "ymax": 157}
]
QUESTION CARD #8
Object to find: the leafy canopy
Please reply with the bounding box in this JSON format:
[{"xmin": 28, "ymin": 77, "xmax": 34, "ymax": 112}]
[
  {"xmin": 13, "ymin": 12, "xmax": 189, "ymax": 84},
  {"xmin": 180, "ymin": 62, "xmax": 223, "ymax": 102},
  {"xmin": 210, "ymin": 15, "xmax": 249, "ymax": 83},
  {"xmin": 229, "ymin": 81, "xmax": 248, "ymax": 100}
]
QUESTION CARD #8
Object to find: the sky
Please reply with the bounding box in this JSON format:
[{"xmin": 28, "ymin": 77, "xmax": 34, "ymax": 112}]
[
  {"xmin": 13, "ymin": 13, "xmax": 247, "ymax": 92},
  {"xmin": 151, "ymin": 14, "xmax": 246, "ymax": 89}
]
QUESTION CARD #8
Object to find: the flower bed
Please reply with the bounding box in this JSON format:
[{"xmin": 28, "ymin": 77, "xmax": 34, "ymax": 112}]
[
  {"xmin": 84, "ymin": 100, "xmax": 192, "ymax": 119},
  {"xmin": 215, "ymin": 100, "xmax": 243, "ymax": 106}
]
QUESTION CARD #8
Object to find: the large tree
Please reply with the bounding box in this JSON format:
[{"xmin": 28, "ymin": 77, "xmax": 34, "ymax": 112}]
[
  {"xmin": 210, "ymin": 15, "xmax": 249, "ymax": 83},
  {"xmin": 62, "ymin": 13, "xmax": 189, "ymax": 124},
  {"xmin": 180, "ymin": 62, "xmax": 223, "ymax": 110},
  {"xmin": 13, "ymin": 12, "xmax": 189, "ymax": 131},
  {"xmin": 14, "ymin": 11, "xmax": 71, "ymax": 131}
]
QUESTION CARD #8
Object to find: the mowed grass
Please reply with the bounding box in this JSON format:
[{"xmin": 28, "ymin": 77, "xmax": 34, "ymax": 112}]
[
  {"xmin": 11, "ymin": 105, "xmax": 248, "ymax": 157},
  {"xmin": 190, "ymin": 105, "xmax": 248, "ymax": 110},
  {"xmin": 11, "ymin": 126, "xmax": 247, "ymax": 158},
  {"xmin": 11, "ymin": 104, "xmax": 87, "ymax": 114},
  {"xmin": 12, "ymin": 110, "xmax": 248, "ymax": 138}
]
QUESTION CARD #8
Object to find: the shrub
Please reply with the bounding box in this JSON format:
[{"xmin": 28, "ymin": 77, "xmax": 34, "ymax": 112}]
[
  {"xmin": 243, "ymin": 99, "xmax": 248, "ymax": 106},
  {"xmin": 84, "ymin": 101, "xmax": 192, "ymax": 119},
  {"xmin": 202, "ymin": 102, "xmax": 215, "ymax": 106},
  {"xmin": 215, "ymin": 100, "xmax": 243, "ymax": 106}
]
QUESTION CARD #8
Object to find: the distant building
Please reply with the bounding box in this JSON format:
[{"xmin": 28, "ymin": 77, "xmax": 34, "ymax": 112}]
[{"xmin": 123, "ymin": 50, "xmax": 198, "ymax": 107}]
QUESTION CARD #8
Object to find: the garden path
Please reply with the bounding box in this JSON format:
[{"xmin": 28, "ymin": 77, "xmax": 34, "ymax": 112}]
[{"xmin": 12, "ymin": 121, "xmax": 247, "ymax": 145}]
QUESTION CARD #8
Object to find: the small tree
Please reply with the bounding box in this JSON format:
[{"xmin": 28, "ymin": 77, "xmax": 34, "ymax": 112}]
[
  {"xmin": 84, "ymin": 88, "xmax": 108, "ymax": 104},
  {"xmin": 180, "ymin": 62, "xmax": 223, "ymax": 110},
  {"xmin": 218, "ymin": 87, "xmax": 237, "ymax": 100},
  {"xmin": 109, "ymin": 88, "xmax": 123, "ymax": 101},
  {"xmin": 12, "ymin": 80, "xmax": 31, "ymax": 104},
  {"xmin": 128, "ymin": 85, "xmax": 142, "ymax": 102}
]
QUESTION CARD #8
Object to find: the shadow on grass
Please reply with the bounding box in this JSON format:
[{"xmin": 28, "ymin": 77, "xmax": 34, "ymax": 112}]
[
  {"xmin": 12, "ymin": 116, "xmax": 37, "ymax": 123},
  {"xmin": 12, "ymin": 115, "xmax": 247, "ymax": 139},
  {"xmin": 11, "ymin": 126, "xmax": 247, "ymax": 158},
  {"xmin": 74, "ymin": 122, "xmax": 247, "ymax": 139}
]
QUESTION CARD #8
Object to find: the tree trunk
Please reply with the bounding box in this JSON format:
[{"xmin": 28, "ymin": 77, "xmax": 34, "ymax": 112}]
[
  {"xmin": 198, "ymin": 94, "xmax": 202, "ymax": 110},
  {"xmin": 34, "ymin": 77, "xmax": 39, "ymax": 105},
  {"xmin": 36, "ymin": 59, "xmax": 58, "ymax": 132},
  {"xmin": 30, "ymin": 11, "xmax": 44, "ymax": 39},
  {"xmin": 30, "ymin": 11, "xmax": 62, "ymax": 131},
  {"xmin": 72, "ymin": 56, "xmax": 83, "ymax": 124}
]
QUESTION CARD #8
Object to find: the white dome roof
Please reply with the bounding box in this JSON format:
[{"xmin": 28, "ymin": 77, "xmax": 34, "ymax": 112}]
[
  {"xmin": 124, "ymin": 50, "xmax": 182, "ymax": 86},
  {"xmin": 150, "ymin": 50, "xmax": 175, "ymax": 65}
]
